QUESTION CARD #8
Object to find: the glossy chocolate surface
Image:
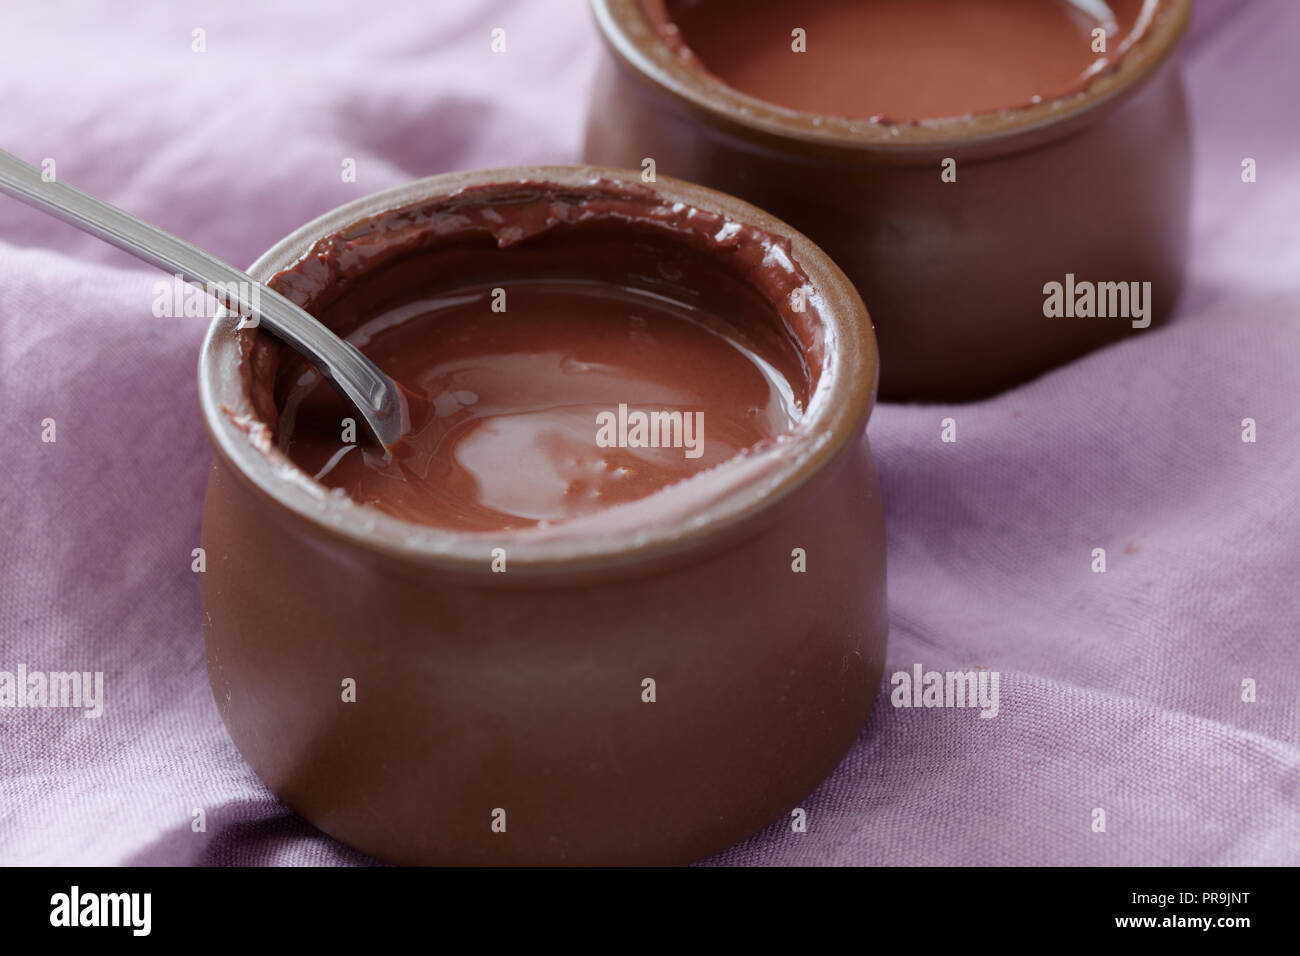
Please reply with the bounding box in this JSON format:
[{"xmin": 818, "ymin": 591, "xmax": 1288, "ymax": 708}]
[
  {"xmin": 656, "ymin": 0, "xmax": 1153, "ymax": 121},
  {"xmin": 242, "ymin": 180, "xmax": 836, "ymax": 537},
  {"xmin": 272, "ymin": 229, "xmax": 806, "ymax": 531}
]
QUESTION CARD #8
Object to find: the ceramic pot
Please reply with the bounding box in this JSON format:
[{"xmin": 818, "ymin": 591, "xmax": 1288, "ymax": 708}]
[
  {"xmin": 197, "ymin": 166, "xmax": 889, "ymax": 865},
  {"xmin": 584, "ymin": 0, "xmax": 1194, "ymax": 401}
]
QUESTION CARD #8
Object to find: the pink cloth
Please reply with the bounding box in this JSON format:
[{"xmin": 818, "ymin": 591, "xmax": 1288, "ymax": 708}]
[{"xmin": 1, "ymin": 0, "xmax": 1297, "ymax": 866}]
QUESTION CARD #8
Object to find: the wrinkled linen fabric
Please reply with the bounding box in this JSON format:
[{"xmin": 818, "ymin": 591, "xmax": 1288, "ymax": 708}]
[{"xmin": 0, "ymin": 0, "xmax": 1296, "ymax": 866}]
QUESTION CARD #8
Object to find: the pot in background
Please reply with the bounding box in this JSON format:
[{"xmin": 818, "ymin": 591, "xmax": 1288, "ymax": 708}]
[{"xmin": 584, "ymin": 0, "xmax": 1194, "ymax": 401}]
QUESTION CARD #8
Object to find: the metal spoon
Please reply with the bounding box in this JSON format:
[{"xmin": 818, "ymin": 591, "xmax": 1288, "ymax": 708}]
[{"xmin": 0, "ymin": 147, "xmax": 408, "ymax": 448}]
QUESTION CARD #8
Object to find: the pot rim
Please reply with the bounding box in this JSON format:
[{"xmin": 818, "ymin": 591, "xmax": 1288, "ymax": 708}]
[
  {"xmin": 197, "ymin": 165, "xmax": 879, "ymax": 574},
  {"xmin": 591, "ymin": 0, "xmax": 1193, "ymax": 160}
]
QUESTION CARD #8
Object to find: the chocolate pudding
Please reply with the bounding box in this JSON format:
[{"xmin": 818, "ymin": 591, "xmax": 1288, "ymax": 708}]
[
  {"xmin": 246, "ymin": 182, "xmax": 817, "ymax": 532},
  {"xmin": 655, "ymin": 0, "xmax": 1155, "ymax": 121}
]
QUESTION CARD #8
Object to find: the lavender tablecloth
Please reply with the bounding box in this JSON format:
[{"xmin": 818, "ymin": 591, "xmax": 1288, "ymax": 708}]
[{"xmin": 1, "ymin": 0, "xmax": 1297, "ymax": 866}]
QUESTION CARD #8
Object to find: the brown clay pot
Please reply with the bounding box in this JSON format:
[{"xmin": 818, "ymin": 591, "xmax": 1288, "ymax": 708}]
[
  {"xmin": 584, "ymin": 0, "xmax": 1194, "ymax": 401},
  {"xmin": 197, "ymin": 166, "xmax": 888, "ymax": 865}
]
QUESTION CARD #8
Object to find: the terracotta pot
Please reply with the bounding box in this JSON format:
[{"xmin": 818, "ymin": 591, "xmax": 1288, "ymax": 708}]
[
  {"xmin": 584, "ymin": 0, "xmax": 1194, "ymax": 401},
  {"xmin": 197, "ymin": 166, "xmax": 888, "ymax": 865}
]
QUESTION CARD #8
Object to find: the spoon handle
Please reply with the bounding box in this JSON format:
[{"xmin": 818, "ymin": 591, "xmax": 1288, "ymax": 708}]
[{"xmin": 0, "ymin": 148, "xmax": 406, "ymax": 447}]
